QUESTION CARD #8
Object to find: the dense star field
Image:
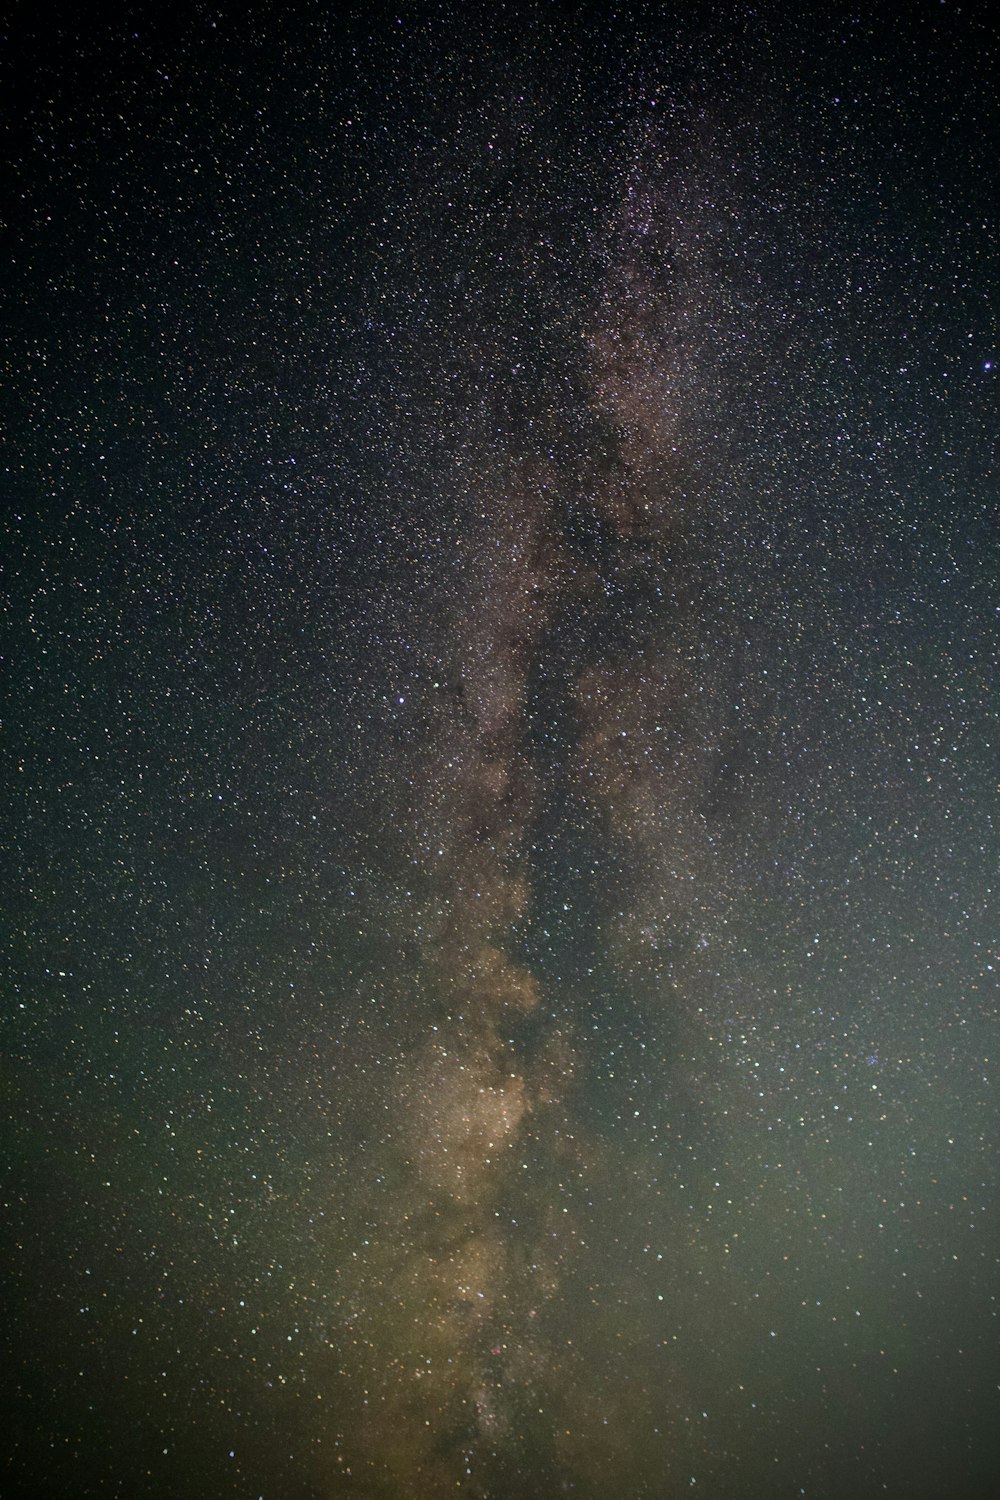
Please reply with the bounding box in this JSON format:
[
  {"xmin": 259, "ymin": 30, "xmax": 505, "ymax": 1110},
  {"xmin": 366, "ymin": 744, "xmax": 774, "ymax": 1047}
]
[{"xmin": 3, "ymin": 3, "xmax": 997, "ymax": 1497}]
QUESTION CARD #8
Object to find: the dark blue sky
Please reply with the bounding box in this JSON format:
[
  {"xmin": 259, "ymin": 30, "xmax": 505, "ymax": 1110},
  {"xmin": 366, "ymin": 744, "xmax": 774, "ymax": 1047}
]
[{"xmin": 3, "ymin": 3, "xmax": 996, "ymax": 1497}]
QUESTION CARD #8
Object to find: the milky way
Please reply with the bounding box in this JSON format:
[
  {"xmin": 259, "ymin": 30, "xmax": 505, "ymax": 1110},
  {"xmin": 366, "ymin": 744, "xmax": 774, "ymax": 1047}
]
[
  {"xmin": 4, "ymin": 6, "xmax": 996, "ymax": 1499},
  {"xmin": 323, "ymin": 129, "xmax": 735, "ymax": 1495}
]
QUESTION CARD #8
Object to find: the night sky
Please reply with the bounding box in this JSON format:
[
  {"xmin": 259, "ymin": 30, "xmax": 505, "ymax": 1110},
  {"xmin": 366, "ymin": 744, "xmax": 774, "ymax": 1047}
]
[{"xmin": 3, "ymin": 3, "xmax": 997, "ymax": 1497}]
